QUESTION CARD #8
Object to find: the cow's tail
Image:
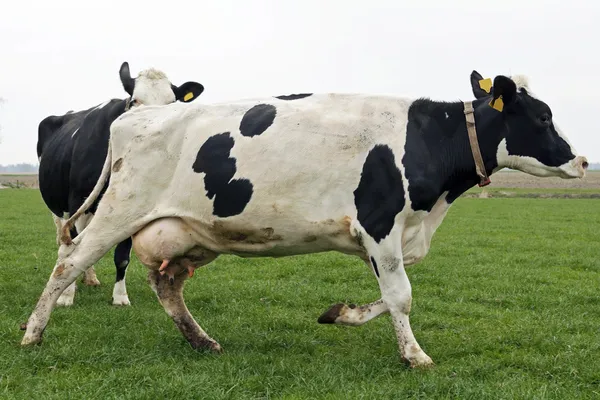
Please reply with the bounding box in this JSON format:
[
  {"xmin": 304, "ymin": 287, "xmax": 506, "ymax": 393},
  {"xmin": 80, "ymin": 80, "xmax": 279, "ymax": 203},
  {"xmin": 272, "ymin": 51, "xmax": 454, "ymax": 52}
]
[{"xmin": 60, "ymin": 138, "xmax": 113, "ymax": 245}]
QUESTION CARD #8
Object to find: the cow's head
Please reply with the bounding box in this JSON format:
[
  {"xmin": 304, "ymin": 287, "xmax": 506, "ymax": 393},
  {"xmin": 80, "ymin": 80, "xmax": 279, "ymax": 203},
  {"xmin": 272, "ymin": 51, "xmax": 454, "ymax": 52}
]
[
  {"xmin": 119, "ymin": 62, "xmax": 205, "ymax": 108},
  {"xmin": 470, "ymin": 71, "xmax": 588, "ymax": 179}
]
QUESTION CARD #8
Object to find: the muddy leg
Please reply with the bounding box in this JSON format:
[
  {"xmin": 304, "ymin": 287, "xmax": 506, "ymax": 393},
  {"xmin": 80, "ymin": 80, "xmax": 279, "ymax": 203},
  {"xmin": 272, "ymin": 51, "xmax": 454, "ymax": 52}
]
[
  {"xmin": 22, "ymin": 194, "xmax": 149, "ymax": 346},
  {"xmin": 147, "ymin": 269, "xmax": 222, "ymax": 352},
  {"xmin": 21, "ymin": 239, "xmax": 117, "ymax": 345}
]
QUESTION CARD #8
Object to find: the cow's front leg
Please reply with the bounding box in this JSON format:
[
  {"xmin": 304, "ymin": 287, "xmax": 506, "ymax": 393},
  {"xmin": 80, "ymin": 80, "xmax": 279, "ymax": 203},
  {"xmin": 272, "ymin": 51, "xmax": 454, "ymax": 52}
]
[
  {"xmin": 376, "ymin": 254, "xmax": 432, "ymax": 368},
  {"xmin": 354, "ymin": 221, "xmax": 433, "ymax": 368}
]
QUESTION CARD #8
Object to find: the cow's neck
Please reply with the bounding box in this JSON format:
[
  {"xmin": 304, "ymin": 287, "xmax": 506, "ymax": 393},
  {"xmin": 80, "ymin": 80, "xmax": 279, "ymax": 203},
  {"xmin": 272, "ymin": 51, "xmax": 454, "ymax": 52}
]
[{"xmin": 403, "ymin": 98, "xmax": 505, "ymax": 211}]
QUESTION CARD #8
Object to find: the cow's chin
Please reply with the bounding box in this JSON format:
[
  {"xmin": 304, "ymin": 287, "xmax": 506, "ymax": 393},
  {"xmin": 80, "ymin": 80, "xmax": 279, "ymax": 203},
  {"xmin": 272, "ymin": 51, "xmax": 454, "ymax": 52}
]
[
  {"xmin": 557, "ymin": 158, "xmax": 587, "ymax": 179},
  {"xmin": 505, "ymin": 156, "xmax": 584, "ymax": 179}
]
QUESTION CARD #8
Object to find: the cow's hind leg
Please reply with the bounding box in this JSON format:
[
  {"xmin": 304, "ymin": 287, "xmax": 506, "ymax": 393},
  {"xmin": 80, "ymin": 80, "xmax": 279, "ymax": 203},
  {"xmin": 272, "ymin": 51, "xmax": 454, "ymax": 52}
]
[
  {"xmin": 147, "ymin": 264, "xmax": 221, "ymax": 353},
  {"xmin": 112, "ymin": 238, "xmax": 132, "ymax": 306},
  {"xmin": 74, "ymin": 215, "xmax": 101, "ymax": 287},
  {"xmin": 22, "ymin": 194, "xmax": 147, "ymax": 346},
  {"xmin": 21, "ymin": 228, "xmax": 131, "ymax": 346},
  {"xmin": 351, "ymin": 220, "xmax": 433, "ymax": 368}
]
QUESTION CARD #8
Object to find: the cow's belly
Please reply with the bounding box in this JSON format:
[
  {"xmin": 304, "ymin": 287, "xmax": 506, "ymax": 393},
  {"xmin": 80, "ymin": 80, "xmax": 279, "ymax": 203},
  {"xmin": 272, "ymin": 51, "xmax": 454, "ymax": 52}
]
[{"xmin": 132, "ymin": 215, "xmax": 365, "ymax": 264}]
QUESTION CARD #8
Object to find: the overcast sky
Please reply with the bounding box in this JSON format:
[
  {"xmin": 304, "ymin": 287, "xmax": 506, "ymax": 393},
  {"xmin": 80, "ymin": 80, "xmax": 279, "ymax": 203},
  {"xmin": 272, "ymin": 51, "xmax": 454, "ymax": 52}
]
[{"xmin": 1, "ymin": 0, "xmax": 598, "ymax": 165}]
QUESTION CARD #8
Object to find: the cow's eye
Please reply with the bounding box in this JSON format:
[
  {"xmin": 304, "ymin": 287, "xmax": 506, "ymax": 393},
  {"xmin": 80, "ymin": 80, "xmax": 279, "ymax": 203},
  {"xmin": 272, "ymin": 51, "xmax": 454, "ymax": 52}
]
[{"xmin": 539, "ymin": 114, "xmax": 551, "ymax": 125}]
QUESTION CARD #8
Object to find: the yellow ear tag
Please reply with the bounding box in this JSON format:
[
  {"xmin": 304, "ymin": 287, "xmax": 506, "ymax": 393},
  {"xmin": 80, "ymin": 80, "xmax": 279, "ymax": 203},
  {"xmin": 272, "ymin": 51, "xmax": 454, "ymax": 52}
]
[
  {"xmin": 183, "ymin": 92, "xmax": 194, "ymax": 102},
  {"xmin": 489, "ymin": 96, "xmax": 504, "ymax": 112},
  {"xmin": 479, "ymin": 78, "xmax": 492, "ymax": 93}
]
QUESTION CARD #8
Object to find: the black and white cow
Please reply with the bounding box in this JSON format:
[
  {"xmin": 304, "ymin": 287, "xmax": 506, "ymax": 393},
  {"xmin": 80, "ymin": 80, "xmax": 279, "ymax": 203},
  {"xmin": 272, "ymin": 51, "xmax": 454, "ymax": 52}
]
[
  {"xmin": 23, "ymin": 71, "xmax": 588, "ymax": 368},
  {"xmin": 36, "ymin": 62, "xmax": 205, "ymax": 306}
]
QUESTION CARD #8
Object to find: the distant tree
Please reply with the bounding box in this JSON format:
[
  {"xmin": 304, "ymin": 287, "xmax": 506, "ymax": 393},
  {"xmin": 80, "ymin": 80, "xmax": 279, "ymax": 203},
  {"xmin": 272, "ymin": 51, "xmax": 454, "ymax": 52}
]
[{"xmin": 0, "ymin": 163, "xmax": 39, "ymax": 173}]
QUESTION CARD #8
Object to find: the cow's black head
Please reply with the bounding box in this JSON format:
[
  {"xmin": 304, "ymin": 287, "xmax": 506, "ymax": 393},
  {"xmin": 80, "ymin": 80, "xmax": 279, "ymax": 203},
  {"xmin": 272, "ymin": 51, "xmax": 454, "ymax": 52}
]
[
  {"xmin": 470, "ymin": 71, "xmax": 588, "ymax": 178},
  {"xmin": 119, "ymin": 62, "xmax": 205, "ymax": 108}
]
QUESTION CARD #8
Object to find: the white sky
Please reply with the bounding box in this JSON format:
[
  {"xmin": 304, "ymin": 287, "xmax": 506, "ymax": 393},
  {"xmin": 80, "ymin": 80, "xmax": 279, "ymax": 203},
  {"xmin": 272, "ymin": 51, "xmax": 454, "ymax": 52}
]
[{"xmin": 1, "ymin": 0, "xmax": 598, "ymax": 164}]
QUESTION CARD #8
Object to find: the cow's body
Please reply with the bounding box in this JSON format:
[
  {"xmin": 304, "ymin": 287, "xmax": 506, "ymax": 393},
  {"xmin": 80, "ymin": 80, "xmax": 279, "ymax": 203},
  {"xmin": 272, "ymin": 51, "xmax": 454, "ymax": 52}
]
[
  {"xmin": 118, "ymin": 94, "xmax": 450, "ymax": 262},
  {"xmin": 35, "ymin": 62, "xmax": 204, "ymax": 306},
  {"xmin": 23, "ymin": 72, "xmax": 588, "ymax": 368}
]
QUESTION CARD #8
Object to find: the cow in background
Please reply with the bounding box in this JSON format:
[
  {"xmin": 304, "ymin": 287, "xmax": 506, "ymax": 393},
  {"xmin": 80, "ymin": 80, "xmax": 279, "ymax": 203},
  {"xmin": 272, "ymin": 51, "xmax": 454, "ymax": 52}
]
[{"xmin": 36, "ymin": 62, "xmax": 205, "ymax": 306}]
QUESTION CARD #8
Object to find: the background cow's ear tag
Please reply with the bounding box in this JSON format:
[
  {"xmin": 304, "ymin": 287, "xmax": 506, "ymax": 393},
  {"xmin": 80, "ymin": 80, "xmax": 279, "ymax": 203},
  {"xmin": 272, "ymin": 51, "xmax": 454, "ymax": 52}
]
[
  {"xmin": 478, "ymin": 78, "xmax": 492, "ymax": 94},
  {"xmin": 183, "ymin": 92, "xmax": 194, "ymax": 102},
  {"xmin": 489, "ymin": 96, "xmax": 504, "ymax": 112}
]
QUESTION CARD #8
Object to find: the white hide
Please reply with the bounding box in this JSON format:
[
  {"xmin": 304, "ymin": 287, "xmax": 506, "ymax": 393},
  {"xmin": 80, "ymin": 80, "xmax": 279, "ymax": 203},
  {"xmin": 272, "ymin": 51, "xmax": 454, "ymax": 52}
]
[{"xmin": 107, "ymin": 94, "xmax": 411, "ymax": 258}]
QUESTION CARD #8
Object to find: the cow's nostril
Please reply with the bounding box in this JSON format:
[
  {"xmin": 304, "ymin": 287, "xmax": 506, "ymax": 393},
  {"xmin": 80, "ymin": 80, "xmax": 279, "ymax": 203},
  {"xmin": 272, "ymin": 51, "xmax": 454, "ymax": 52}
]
[{"xmin": 582, "ymin": 161, "xmax": 589, "ymax": 169}]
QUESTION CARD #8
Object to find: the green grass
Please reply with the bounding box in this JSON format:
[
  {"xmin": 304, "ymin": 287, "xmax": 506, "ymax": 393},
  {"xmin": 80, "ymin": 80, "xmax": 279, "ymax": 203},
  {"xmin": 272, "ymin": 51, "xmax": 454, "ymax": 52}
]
[
  {"xmin": 464, "ymin": 186, "xmax": 600, "ymax": 197},
  {"xmin": 1, "ymin": 190, "xmax": 599, "ymax": 399}
]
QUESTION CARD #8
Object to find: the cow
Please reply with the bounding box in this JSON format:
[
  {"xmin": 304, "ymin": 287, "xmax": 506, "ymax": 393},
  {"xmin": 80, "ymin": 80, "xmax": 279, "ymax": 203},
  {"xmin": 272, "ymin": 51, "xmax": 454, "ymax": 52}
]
[
  {"xmin": 22, "ymin": 71, "xmax": 588, "ymax": 368},
  {"xmin": 36, "ymin": 62, "xmax": 205, "ymax": 306}
]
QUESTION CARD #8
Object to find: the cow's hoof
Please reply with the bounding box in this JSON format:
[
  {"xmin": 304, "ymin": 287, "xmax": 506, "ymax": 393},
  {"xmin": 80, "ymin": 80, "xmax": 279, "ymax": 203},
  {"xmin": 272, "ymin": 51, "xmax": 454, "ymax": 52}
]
[
  {"xmin": 317, "ymin": 303, "xmax": 346, "ymax": 324},
  {"xmin": 56, "ymin": 295, "xmax": 74, "ymax": 307},
  {"xmin": 112, "ymin": 294, "xmax": 131, "ymax": 306},
  {"xmin": 21, "ymin": 334, "xmax": 42, "ymax": 346},
  {"xmin": 209, "ymin": 341, "xmax": 223, "ymax": 354},
  {"xmin": 403, "ymin": 353, "xmax": 435, "ymax": 369},
  {"xmin": 191, "ymin": 338, "xmax": 222, "ymax": 353},
  {"xmin": 82, "ymin": 277, "xmax": 101, "ymax": 287}
]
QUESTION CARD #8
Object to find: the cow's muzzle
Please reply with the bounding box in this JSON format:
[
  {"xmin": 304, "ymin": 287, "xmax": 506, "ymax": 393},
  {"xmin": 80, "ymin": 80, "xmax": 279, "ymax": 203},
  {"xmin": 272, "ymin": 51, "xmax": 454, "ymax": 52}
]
[{"xmin": 560, "ymin": 156, "xmax": 589, "ymax": 178}]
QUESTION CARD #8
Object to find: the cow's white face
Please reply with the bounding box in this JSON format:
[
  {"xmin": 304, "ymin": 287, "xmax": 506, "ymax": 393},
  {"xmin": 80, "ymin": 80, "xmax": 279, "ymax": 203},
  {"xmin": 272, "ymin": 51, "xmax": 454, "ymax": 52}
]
[
  {"xmin": 118, "ymin": 62, "xmax": 205, "ymax": 109},
  {"xmin": 130, "ymin": 69, "xmax": 176, "ymax": 107}
]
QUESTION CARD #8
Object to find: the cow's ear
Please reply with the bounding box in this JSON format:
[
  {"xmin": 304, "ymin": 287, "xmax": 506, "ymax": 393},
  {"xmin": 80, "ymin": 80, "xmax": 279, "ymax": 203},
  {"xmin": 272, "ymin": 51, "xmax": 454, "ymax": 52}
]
[
  {"xmin": 489, "ymin": 75, "xmax": 517, "ymax": 112},
  {"xmin": 173, "ymin": 82, "xmax": 205, "ymax": 103},
  {"xmin": 119, "ymin": 62, "xmax": 135, "ymax": 96},
  {"xmin": 470, "ymin": 70, "xmax": 492, "ymax": 99}
]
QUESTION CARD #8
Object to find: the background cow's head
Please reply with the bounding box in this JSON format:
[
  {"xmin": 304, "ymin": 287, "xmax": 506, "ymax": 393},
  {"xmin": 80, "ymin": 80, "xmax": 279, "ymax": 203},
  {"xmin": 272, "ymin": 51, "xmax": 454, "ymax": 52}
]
[
  {"xmin": 119, "ymin": 62, "xmax": 205, "ymax": 108},
  {"xmin": 470, "ymin": 71, "xmax": 588, "ymax": 179}
]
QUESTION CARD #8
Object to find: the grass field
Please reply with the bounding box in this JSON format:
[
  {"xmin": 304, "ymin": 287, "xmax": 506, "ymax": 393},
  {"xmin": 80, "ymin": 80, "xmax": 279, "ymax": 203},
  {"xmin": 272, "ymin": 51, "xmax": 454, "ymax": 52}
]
[{"xmin": 1, "ymin": 188, "xmax": 599, "ymax": 399}]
